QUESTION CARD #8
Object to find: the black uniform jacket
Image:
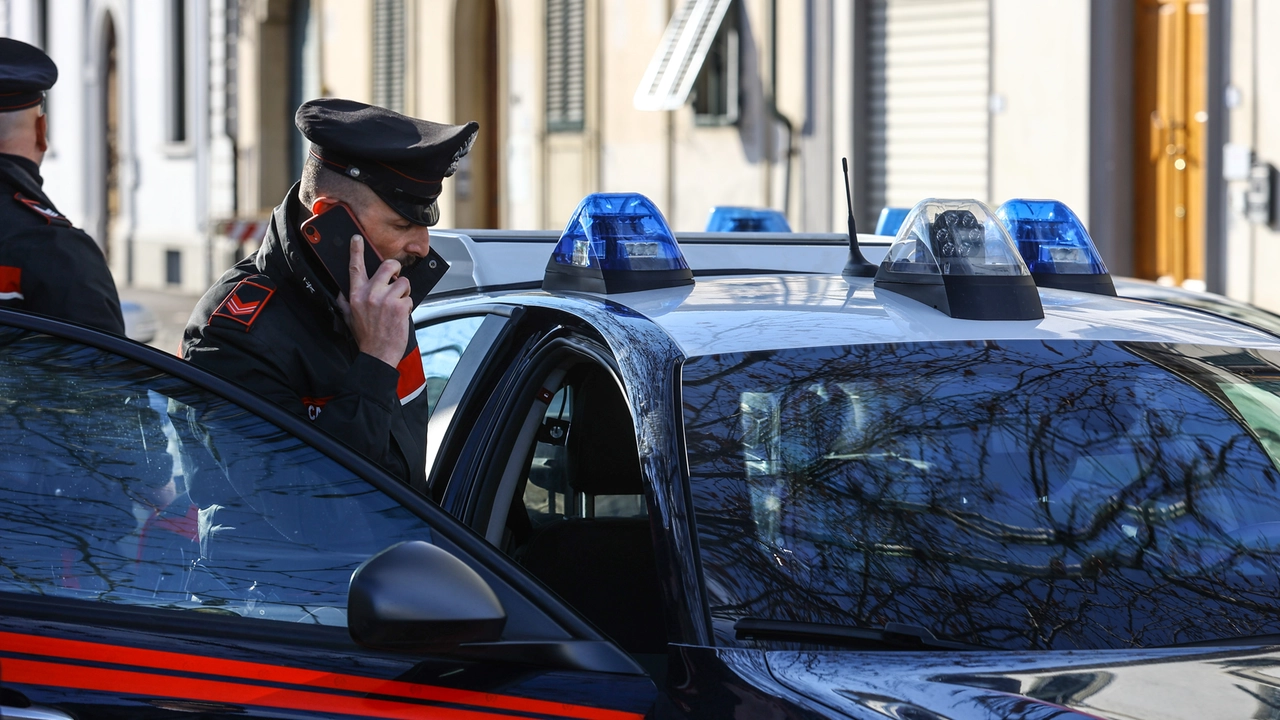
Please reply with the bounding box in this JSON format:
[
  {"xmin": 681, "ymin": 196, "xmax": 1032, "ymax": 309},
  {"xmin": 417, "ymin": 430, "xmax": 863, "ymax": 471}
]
[
  {"xmin": 0, "ymin": 153, "xmax": 124, "ymax": 334},
  {"xmin": 182, "ymin": 186, "xmax": 429, "ymax": 488}
]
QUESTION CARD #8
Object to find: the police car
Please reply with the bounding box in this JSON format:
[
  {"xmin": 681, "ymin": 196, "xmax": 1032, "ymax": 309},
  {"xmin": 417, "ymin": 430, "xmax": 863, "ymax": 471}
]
[{"xmin": 4, "ymin": 194, "xmax": 1280, "ymax": 719}]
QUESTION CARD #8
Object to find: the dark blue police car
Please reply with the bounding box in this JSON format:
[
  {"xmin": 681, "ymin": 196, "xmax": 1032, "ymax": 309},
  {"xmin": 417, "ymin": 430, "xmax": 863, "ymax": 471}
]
[{"xmin": 8, "ymin": 193, "xmax": 1280, "ymax": 719}]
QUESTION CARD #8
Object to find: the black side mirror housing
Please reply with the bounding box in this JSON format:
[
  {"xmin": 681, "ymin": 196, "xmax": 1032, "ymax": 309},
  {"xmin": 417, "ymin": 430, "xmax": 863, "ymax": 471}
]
[{"xmin": 348, "ymin": 541, "xmax": 507, "ymax": 652}]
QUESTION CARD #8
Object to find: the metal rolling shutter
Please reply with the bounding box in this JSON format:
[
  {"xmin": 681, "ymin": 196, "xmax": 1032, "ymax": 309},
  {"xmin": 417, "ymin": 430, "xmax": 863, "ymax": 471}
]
[
  {"xmin": 373, "ymin": 0, "xmax": 405, "ymax": 113},
  {"xmin": 866, "ymin": 0, "xmax": 991, "ymax": 217}
]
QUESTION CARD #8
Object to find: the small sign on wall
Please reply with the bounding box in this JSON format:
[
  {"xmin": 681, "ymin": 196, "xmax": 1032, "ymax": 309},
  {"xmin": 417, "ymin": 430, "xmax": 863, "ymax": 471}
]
[{"xmin": 1246, "ymin": 160, "xmax": 1278, "ymax": 229}]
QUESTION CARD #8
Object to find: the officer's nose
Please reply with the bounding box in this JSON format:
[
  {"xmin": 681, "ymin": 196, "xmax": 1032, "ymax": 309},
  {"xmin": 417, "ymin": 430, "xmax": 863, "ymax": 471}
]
[{"xmin": 406, "ymin": 225, "xmax": 431, "ymax": 258}]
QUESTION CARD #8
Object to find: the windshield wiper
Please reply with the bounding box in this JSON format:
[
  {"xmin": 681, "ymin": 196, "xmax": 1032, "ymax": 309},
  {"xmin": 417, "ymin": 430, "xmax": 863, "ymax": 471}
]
[
  {"xmin": 1159, "ymin": 634, "xmax": 1280, "ymax": 648},
  {"xmin": 734, "ymin": 618, "xmax": 999, "ymax": 651}
]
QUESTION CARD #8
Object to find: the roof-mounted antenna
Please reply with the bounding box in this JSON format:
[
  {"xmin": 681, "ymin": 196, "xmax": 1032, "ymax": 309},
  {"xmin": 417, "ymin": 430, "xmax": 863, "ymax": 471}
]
[{"xmin": 841, "ymin": 158, "xmax": 877, "ymax": 278}]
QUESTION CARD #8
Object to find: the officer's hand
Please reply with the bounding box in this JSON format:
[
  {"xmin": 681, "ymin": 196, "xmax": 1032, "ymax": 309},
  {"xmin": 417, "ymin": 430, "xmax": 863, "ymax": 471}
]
[{"xmin": 342, "ymin": 234, "xmax": 412, "ymax": 368}]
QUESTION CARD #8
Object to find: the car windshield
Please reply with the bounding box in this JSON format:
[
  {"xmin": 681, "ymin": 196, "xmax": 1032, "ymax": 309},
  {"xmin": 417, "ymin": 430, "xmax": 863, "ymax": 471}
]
[{"xmin": 681, "ymin": 340, "xmax": 1280, "ymax": 651}]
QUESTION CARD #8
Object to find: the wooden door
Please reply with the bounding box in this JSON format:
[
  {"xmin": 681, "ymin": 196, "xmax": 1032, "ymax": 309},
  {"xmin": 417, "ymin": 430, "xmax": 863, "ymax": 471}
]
[{"xmin": 1135, "ymin": 0, "xmax": 1207, "ymax": 286}]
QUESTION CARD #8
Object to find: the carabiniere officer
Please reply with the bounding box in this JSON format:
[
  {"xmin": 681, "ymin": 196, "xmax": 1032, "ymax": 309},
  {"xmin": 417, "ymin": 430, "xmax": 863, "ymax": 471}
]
[
  {"xmin": 0, "ymin": 39, "xmax": 124, "ymax": 334},
  {"xmin": 183, "ymin": 99, "xmax": 478, "ymax": 489}
]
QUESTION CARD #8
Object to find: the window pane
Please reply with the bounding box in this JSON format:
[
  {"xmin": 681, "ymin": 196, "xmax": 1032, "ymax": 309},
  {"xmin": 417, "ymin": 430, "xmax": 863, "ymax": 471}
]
[
  {"xmin": 682, "ymin": 340, "xmax": 1280, "ymax": 650},
  {"xmin": 0, "ymin": 329, "xmax": 432, "ymax": 627},
  {"xmin": 416, "ymin": 315, "xmax": 486, "ymax": 415}
]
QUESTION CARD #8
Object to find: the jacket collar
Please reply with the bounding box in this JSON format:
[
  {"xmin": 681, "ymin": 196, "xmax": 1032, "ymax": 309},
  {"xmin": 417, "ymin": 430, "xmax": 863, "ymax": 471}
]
[
  {"xmin": 258, "ymin": 184, "xmax": 348, "ymax": 325},
  {"xmin": 0, "ymin": 153, "xmax": 49, "ymax": 201}
]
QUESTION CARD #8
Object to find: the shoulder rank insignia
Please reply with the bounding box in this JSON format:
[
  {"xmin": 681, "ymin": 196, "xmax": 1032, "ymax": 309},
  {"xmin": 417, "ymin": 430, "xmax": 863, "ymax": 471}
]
[
  {"xmin": 14, "ymin": 192, "xmax": 72, "ymax": 228},
  {"xmin": 211, "ymin": 275, "xmax": 276, "ymax": 331}
]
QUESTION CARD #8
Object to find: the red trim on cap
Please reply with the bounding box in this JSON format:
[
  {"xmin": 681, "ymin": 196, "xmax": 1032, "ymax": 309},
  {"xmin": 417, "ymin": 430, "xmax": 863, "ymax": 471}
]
[
  {"xmin": 308, "ymin": 147, "xmax": 346, "ymax": 169},
  {"xmin": 0, "ymin": 95, "xmax": 43, "ymax": 111},
  {"xmin": 375, "ymin": 160, "xmax": 444, "ymax": 186}
]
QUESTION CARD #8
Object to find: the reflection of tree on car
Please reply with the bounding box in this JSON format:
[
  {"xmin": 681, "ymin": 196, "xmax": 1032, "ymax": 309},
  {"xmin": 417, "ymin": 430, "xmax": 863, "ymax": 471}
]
[
  {"xmin": 684, "ymin": 338, "xmax": 1280, "ymax": 650},
  {"xmin": 0, "ymin": 328, "xmax": 430, "ymax": 623}
]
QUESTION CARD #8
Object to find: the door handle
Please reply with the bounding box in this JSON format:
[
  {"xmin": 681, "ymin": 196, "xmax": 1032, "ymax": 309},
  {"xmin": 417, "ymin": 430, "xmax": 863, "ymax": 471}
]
[
  {"xmin": 0, "ymin": 705, "xmax": 77, "ymax": 719},
  {"xmin": 1150, "ymin": 111, "xmax": 1166, "ymax": 162}
]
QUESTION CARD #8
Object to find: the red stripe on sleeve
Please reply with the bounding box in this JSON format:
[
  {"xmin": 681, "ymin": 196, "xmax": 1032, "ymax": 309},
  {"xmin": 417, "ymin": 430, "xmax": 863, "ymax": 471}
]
[{"xmin": 0, "ymin": 265, "xmax": 20, "ymax": 294}]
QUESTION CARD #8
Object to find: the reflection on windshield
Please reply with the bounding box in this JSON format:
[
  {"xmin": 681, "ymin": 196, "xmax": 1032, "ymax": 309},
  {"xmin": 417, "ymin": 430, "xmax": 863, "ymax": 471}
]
[
  {"xmin": 0, "ymin": 330, "xmax": 430, "ymax": 626},
  {"xmin": 682, "ymin": 340, "xmax": 1280, "ymax": 650}
]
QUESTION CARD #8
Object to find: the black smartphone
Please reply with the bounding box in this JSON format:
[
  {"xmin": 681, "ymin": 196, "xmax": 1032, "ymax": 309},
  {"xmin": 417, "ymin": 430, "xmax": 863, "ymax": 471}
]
[{"xmin": 300, "ymin": 202, "xmax": 450, "ymax": 305}]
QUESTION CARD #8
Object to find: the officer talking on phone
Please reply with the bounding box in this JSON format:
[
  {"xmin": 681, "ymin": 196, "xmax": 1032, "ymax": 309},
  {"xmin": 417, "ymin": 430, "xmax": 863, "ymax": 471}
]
[{"xmin": 183, "ymin": 99, "xmax": 478, "ymax": 489}]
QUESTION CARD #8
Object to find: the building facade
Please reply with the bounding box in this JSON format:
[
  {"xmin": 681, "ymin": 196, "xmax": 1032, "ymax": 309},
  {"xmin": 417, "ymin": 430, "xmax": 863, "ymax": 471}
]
[{"xmin": 1, "ymin": 0, "xmax": 1277, "ymax": 309}]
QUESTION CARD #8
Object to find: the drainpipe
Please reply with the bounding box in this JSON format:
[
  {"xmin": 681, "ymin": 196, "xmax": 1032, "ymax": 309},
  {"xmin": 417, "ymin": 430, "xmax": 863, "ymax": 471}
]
[
  {"xmin": 194, "ymin": 0, "xmax": 211, "ymax": 287},
  {"xmin": 769, "ymin": 0, "xmax": 796, "ymax": 221},
  {"xmin": 126, "ymin": 0, "xmax": 137, "ymax": 286}
]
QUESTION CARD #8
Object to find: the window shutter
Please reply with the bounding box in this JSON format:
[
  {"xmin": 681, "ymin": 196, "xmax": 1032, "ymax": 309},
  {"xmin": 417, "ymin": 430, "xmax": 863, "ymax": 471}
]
[
  {"xmin": 546, "ymin": 0, "xmax": 585, "ymax": 132},
  {"xmin": 633, "ymin": 0, "xmax": 735, "ymax": 111},
  {"xmin": 373, "ymin": 0, "xmax": 405, "ymax": 113}
]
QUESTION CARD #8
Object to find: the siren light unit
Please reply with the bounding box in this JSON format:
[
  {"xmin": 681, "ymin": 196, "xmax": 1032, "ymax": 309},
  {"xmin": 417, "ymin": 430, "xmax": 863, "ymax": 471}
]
[
  {"xmin": 706, "ymin": 206, "xmax": 792, "ymax": 233},
  {"xmin": 543, "ymin": 192, "xmax": 694, "ymax": 294},
  {"xmin": 995, "ymin": 199, "xmax": 1116, "ymax": 296},
  {"xmin": 874, "ymin": 198, "xmax": 1044, "ymax": 320},
  {"xmin": 874, "ymin": 207, "xmax": 909, "ymax": 236}
]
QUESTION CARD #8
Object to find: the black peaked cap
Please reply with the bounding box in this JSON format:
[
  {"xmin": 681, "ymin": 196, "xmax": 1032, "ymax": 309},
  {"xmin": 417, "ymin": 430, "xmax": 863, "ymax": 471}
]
[
  {"xmin": 0, "ymin": 39, "xmax": 56, "ymax": 112},
  {"xmin": 296, "ymin": 98, "xmax": 479, "ymax": 226}
]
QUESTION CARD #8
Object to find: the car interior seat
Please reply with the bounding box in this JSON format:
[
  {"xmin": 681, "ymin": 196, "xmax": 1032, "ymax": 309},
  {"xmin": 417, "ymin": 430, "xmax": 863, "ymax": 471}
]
[{"xmin": 515, "ymin": 367, "xmax": 668, "ymax": 655}]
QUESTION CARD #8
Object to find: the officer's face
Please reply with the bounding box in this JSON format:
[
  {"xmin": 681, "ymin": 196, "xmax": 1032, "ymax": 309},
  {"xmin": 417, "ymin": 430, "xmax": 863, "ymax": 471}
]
[{"xmin": 356, "ymin": 196, "xmax": 431, "ymax": 267}]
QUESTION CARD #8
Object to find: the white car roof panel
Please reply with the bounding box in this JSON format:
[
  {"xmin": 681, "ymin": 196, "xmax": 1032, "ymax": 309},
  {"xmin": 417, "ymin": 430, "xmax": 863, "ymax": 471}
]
[
  {"xmin": 420, "ymin": 230, "xmax": 1280, "ymax": 358},
  {"xmin": 592, "ymin": 275, "xmax": 1280, "ymax": 357}
]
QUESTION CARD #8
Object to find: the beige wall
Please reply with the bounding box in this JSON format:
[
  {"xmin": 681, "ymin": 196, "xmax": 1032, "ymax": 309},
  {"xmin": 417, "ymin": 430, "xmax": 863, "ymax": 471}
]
[
  {"xmin": 411, "ymin": 0, "xmax": 456, "ymax": 225},
  {"xmin": 322, "ymin": 0, "xmax": 373, "ymax": 102},
  {"xmin": 502, "ymin": 0, "xmax": 542, "ymax": 229},
  {"xmin": 1227, "ymin": 0, "xmax": 1280, "ymax": 311},
  {"xmin": 990, "ymin": 0, "xmax": 1090, "ymax": 215},
  {"xmin": 1225, "ymin": 0, "xmax": 1256, "ymax": 303},
  {"xmin": 597, "ymin": 0, "xmax": 671, "ymax": 226}
]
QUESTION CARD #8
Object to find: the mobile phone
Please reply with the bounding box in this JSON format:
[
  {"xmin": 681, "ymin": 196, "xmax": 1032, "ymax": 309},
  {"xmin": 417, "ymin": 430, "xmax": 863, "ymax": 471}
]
[{"xmin": 300, "ymin": 202, "xmax": 450, "ymax": 305}]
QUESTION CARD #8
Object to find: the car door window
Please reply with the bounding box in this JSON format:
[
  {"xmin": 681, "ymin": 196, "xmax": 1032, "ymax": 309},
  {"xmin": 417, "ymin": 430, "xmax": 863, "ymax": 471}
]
[
  {"xmin": 485, "ymin": 359, "xmax": 666, "ymax": 657},
  {"xmin": 0, "ymin": 329, "xmax": 432, "ymax": 627},
  {"xmin": 416, "ymin": 315, "xmax": 486, "ymax": 415}
]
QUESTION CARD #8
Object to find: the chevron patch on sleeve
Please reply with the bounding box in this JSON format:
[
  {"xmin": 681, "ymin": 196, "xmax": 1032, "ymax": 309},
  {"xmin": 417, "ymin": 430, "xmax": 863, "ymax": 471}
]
[{"xmin": 210, "ymin": 276, "xmax": 276, "ymax": 331}]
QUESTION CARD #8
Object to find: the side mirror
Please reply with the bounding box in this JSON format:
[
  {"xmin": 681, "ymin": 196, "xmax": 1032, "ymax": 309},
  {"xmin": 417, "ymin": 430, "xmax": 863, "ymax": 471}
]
[{"xmin": 348, "ymin": 541, "xmax": 507, "ymax": 652}]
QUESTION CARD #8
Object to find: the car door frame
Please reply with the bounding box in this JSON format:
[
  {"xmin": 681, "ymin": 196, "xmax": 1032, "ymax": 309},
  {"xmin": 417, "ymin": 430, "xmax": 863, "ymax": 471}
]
[
  {"xmin": 0, "ymin": 308, "xmax": 649, "ymax": 682},
  {"xmin": 414, "ymin": 303, "xmax": 526, "ymax": 498},
  {"xmin": 421, "ymin": 294, "xmax": 715, "ymax": 651}
]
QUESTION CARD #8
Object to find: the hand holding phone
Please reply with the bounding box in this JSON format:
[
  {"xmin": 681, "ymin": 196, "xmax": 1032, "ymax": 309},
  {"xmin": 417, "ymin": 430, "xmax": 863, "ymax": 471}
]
[
  {"xmin": 346, "ymin": 234, "xmax": 416, "ymax": 367},
  {"xmin": 300, "ymin": 201, "xmax": 450, "ymax": 305},
  {"xmin": 300, "ymin": 201, "xmax": 452, "ymax": 368}
]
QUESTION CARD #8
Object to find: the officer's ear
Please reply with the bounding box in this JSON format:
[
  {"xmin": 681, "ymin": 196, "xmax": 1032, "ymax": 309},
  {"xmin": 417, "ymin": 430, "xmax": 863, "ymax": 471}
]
[
  {"xmin": 310, "ymin": 196, "xmax": 340, "ymax": 217},
  {"xmin": 33, "ymin": 111, "xmax": 47, "ymax": 155}
]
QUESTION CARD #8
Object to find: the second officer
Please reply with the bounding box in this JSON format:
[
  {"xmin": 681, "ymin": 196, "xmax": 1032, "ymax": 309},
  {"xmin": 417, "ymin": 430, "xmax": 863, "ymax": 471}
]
[{"xmin": 0, "ymin": 38, "xmax": 124, "ymax": 334}]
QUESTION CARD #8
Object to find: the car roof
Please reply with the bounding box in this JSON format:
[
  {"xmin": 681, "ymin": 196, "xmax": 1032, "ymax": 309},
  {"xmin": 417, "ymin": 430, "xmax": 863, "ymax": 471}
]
[{"xmin": 422, "ymin": 231, "xmax": 1280, "ymax": 358}]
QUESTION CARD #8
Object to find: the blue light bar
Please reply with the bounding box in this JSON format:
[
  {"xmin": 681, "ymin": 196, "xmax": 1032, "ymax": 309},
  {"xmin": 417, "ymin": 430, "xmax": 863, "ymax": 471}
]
[
  {"xmin": 543, "ymin": 192, "xmax": 694, "ymax": 294},
  {"xmin": 705, "ymin": 206, "xmax": 792, "ymax": 233},
  {"xmin": 874, "ymin": 207, "xmax": 909, "ymax": 236},
  {"xmin": 995, "ymin": 199, "xmax": 1115, "ymax": 296}
]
